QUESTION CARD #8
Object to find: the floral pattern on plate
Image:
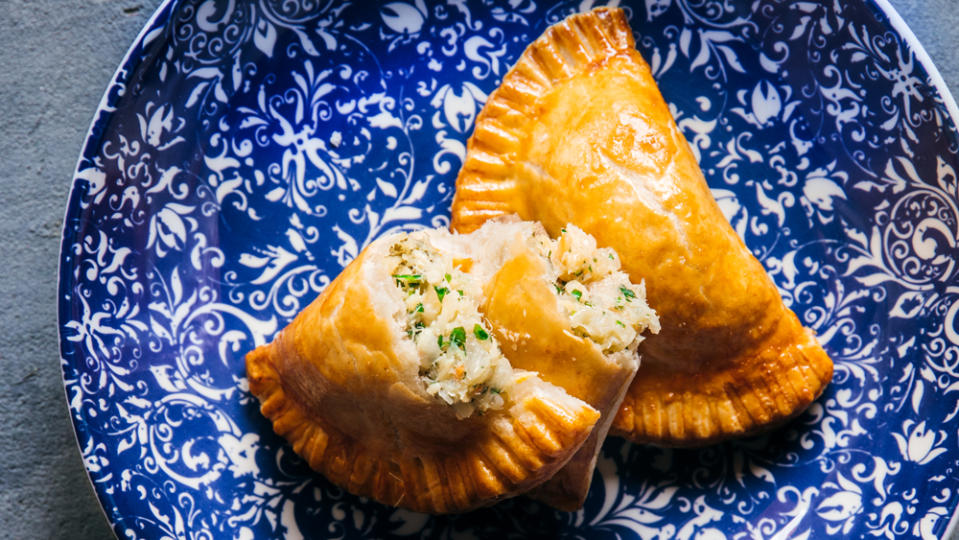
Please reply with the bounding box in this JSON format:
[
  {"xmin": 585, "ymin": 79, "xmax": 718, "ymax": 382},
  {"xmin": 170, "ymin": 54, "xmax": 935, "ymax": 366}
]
[{"xmin": 59, "ymin": 0, "xmax": 959, "ymax": 538}]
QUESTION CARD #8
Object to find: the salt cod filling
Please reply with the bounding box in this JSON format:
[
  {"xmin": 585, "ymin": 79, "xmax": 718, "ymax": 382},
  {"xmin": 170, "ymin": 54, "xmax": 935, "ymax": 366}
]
[
  {"xmin": 385, "ymin": 225, "xmax": 658, "ymax": 417},
  {"xmin": 543, "ymin": 226, "xmax": 660, "ymax": 354},
  {"xmin": 389, "ymin": 235, "xmax": 512, "ymax": 419}
]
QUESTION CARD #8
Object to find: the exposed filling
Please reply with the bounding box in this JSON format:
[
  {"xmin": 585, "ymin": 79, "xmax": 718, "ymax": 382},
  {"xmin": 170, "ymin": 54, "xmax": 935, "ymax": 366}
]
[
  {"xmin": 540, "ymin": 226, "xmax": 660, "ymax": 354},
  {"xmin": 389, "ymin": 235, "xmax": 512, "ymax": 419},
  {"xmin": 385, "ymin": 224, "xmax": 658, "ymax": 418}
]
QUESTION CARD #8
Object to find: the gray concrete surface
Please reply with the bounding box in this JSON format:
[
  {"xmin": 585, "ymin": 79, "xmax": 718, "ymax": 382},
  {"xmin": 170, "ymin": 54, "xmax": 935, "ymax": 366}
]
[
  {"xmin": 0, "ymin": 1, "xmax": 164, "ymax": 538},
  {"xmin": 0, "ymin": 0, "xmax": 954, "ymax": 538}
]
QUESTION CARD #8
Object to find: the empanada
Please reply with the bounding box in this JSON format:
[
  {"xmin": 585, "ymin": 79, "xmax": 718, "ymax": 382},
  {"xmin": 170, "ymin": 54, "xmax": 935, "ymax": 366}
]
[
  {"xmin": 246, "ymin": 220, "xmax": 658, "ymax": 512},
  {"xmin": 451, "ymin": 8, "xmax": 833, "ymax": 446}
]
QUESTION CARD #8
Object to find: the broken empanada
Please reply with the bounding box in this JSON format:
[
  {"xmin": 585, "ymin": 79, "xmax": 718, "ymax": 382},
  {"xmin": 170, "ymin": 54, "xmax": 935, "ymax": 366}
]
[
  {"xmin": 246, "ymin": 220, "xmax": 658, "ymax": 512},
  {"xmin": 451, "ymin": 8, "xmax": 833, "ymax": 446},
  {"xmin": 465, "ymin": 220, "xmax": 659, "ymax": 509}
]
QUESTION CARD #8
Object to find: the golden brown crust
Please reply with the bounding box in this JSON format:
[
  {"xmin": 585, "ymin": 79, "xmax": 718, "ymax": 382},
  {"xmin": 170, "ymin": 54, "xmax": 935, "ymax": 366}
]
[
  {"xmin": 246, "ymin": 239, "xmax": 600, "ymax": 514},
  {"xmin": 610, "ymin": 310, "xmax": 833, "ymax": 446},
  {"xmin": 451, "ymin": 7, "xmax": 833, "ymax": 447}
]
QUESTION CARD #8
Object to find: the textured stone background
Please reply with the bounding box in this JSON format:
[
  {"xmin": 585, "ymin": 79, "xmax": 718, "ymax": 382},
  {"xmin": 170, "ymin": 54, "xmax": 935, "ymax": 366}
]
[{"xmin": 0, "ymin": 0, "xmax": 954, "ymax": 538}]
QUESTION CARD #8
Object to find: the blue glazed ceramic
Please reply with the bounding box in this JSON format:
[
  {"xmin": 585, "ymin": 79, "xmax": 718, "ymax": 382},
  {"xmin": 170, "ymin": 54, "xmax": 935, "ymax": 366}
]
[{"xmin": 59, "ymin": 0, "xmax": 959, "ymax": 537}]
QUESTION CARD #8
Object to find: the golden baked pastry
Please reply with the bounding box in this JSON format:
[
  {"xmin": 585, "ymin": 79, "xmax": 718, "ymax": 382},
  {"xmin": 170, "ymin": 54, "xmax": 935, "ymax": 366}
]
[
  {"xmin": 451, "ymin": 7, "xmax": 833, "ymax": 447},
  {"xmin": 246, "ymin": 220, "xmax": 658, "ymax": 512}
]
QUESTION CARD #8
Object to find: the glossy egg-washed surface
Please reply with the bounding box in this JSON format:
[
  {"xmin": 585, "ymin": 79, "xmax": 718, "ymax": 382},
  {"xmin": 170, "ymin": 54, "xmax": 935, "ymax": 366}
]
[
  {"xmin": 59, "ymin": 0, "xmax": 959, "ymax": 537},
  {"xmin": 450, "ymin": 7, "xmax": 833, "ymax": 447}
]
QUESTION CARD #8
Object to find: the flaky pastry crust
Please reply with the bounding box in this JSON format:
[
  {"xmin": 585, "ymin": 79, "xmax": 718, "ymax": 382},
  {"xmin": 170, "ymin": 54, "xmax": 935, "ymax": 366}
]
[
  {"xmin": 247, "ymin": 235, "xmax": 601, "ymax": 513},
  {"xmin": 451, "ymin": 8, "xmax": 833, "ymax": 446}
]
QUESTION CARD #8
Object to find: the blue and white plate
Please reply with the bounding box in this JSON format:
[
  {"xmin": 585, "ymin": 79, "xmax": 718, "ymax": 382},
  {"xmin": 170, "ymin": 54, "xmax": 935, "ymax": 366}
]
[{"xmin": 59, "ymin": 0, "xmax": 959, "ymax": 537}]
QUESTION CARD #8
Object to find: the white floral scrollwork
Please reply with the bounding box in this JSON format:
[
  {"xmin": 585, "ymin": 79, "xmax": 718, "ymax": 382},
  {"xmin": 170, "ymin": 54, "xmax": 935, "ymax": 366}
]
[{"xmin": 59, "ymin": 0, "xmax": 959, "ymax": 537}]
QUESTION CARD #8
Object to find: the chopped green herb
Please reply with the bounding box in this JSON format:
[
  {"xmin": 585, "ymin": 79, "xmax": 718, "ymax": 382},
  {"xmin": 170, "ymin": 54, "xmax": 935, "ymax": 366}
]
[
  {"xmin": 437, "ymin": 335, "xmax": 444, "ymax": 348},
  {"xmin": 561, "ymin": 227, "xmax": 567, "ymax": 233},
  {"xmin": 444, "ymin": 273, "xmax": 452, "ymax": 282},
  {"xmin": 407, "ymin": 321, "xmax": 425, "ymax": 338},
  {"xmin": 434, "ymin": 286, "xmax": 449, "ymax": 301},
  {"xmin": 615, "ymin": 320, "xmax": 626, "ymax": 327},
  {"xmin": 571, "ymin": 289, "xmax": 583, "ymax": 301},
  {"xmin": 620, "ymin": 286, "xmax": 636, "ymax": 300},
  {"xmin": 490, "ymin": 387, "xmax": 502, "ymax": 394},
  {"xmin": 457, "ymin": 289, "xmax": 464, "ymax": 296},
  {"xmin": 414, "ymin": 303, "xmax": 424, "ymax": 313},
  {"xmin": 473, "ymin": 324, "xmax": 489, "ymax": 340},
  {"xmin": 393, "ymin": 274, "xmax": 421, "ymax": 288},
  {"xmin": 554, "ymin": 283, "xmax": 564, "ymax": 294},
  {"xmin": 574, "ymin": 269, "xmax": 583, "ymax": 277},
  {"xmin": 450, "ymin": 326, "xmax": 467, "ymax": 348},
  {"xmin": 608, "ymin": 253, "xmax": 615, "ymax": 260},
  {"xmin": 407, "ymin": 320, "xmax": 425, "ymax": 338}
]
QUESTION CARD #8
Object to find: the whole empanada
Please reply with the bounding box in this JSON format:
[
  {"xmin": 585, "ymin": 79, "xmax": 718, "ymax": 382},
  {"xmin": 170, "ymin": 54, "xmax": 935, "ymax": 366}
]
[
  {"xmin": 451, "ymin": 8, "xmax": 833, "ymax": 446},
  {"xmin": 246, "ymin": 220, "xmax": 658, "ymax": 512}
]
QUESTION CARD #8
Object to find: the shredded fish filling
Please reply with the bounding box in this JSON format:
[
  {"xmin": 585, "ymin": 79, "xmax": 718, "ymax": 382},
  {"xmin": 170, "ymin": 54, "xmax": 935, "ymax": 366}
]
[
  {"xmin": 385, "ymin": 224, "xmax": 657, "ymax": 416},
  {"xmin": 545, "ymin": 226, "xmax": 660, "ymax": 354},
  {"xmin": 389, "ymin": 235, "xmax": 512, "ymax": 419}
]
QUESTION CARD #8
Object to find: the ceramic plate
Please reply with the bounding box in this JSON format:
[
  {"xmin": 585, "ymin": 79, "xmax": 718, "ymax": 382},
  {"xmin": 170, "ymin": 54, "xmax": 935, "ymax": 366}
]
[{"xmin": 59, "ymin": 0, "xmax": 959, "ymax": 537}]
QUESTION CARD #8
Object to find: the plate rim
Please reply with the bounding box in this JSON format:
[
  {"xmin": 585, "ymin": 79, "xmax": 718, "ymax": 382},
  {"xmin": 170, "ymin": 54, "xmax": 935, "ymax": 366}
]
[
  {"xmin": 874, "ymin": 0, "xmax": 959, "ymax": 124},
  {"xmin": 56, "ymin": 0, "xmax": 179, "ymax": 534},
  {"xmin": 55, "ymin": 0, "xmax": 959, "ymax": 536},
  {"xmin": 836, "ymin": 0, "xmax": 959, "ymax": 536}
]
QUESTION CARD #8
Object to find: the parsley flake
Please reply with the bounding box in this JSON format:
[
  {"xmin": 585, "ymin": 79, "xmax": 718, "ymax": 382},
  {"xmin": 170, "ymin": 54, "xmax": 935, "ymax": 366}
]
[
  {"xmin": 450, "ymin": 326, "xmax": 467, "ymax": 348},
  {"xmin": 393, "ymin": 274, "xmax": 422, "ymax": 287},
  {"xmin": 620, "ymin": 286, "xmax": 636, "ymax": 300},
  {"xmin": 473, "ymin": 324, "xmax": 489, "ymax": 340},
  {"xmin": 434, "ymin": 286, "xmax": 449, "ymax": 301}
]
